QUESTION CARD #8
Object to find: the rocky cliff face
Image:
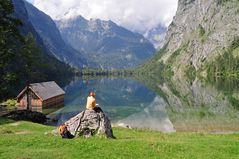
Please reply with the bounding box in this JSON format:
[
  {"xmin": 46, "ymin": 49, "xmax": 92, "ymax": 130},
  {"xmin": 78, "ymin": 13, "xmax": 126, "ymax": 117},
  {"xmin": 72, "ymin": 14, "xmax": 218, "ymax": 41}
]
[
  {"xmin": 56, "ymin": 16, "xmax": 156, "ymax": 69},
  {"xmin": 146, "ymin": 0, "xmax": 239, "ymax": 76}
]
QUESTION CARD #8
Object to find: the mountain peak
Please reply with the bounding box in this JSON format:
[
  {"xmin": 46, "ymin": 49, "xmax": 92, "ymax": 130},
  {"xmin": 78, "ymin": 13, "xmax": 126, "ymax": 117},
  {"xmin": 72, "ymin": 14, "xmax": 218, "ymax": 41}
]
[
  {"xmin": 21, "ymin": 0, "xmax": 89, "ymax": 68},
  {"xmin": 74, "ymin": 15, "xmax": 87, "ymax": 21},
  {"xmin": 56, "ymin": 15, "xmax": 156, "ymax": 69}
]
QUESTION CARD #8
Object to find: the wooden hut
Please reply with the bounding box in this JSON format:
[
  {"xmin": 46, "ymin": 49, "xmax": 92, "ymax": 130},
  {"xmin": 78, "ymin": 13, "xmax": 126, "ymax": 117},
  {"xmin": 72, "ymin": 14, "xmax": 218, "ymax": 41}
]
[{"xmin": 17, "ymin": 81, "xmax": 65, "ymax": 110}]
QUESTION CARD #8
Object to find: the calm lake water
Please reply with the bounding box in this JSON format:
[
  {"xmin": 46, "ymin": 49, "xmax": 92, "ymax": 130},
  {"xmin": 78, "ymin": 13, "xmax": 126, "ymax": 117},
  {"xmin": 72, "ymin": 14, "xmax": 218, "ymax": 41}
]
[{"xmin": 47, "ymin": 77, "xmax": 239, "ymax": 133}]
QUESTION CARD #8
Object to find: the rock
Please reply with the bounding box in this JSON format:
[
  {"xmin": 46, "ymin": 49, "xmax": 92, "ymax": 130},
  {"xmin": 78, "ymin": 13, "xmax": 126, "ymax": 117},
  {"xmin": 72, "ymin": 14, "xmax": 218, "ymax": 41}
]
[
  {"xmin": 63, "ymin": 108, "xmax": 114, "ymax": 138},
  {"xmin": 116, "ymin": 123, "xmax": 132, "ymax": 129}
]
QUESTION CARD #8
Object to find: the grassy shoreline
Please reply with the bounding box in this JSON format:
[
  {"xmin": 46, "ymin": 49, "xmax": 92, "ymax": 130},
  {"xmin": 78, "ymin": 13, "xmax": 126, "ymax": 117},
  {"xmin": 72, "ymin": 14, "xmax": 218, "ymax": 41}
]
[{"xmin": 0, "ymin": 117, "xmax": 238, "ymax": 159}]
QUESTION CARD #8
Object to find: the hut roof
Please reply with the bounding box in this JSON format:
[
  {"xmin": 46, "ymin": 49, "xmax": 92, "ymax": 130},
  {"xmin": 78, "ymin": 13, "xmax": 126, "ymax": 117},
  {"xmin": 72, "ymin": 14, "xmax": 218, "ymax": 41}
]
[{"xmin": 17, "ymin": 81, "xmax": 65, "ymax": 101}]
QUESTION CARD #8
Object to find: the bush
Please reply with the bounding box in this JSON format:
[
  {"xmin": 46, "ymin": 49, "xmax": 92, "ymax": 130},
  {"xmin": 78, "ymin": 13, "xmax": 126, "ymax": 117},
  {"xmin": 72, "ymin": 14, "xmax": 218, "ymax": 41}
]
[
  {"xmin": 217, "ymin": 0, "xmax": 230, "ymax": 5},
  {"xmin": 5, "ymin": 99, "xmax": 16, "ymax": 108},
  {"xmin": 206, "ymin": 37, "xmax": 239, "ymax": 78},
  {"xmin": 198, "ymin": 24, "xmax": 206, "ymax": 37}
]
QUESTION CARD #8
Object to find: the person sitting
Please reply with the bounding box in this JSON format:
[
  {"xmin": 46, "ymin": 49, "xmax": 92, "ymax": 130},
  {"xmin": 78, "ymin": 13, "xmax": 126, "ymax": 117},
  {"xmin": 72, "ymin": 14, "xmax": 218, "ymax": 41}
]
[
  {"xmin": 86, "ymin": 91, "xmax": 103, "ymax": 113},
  {"xmin": 86, "ymin": 91, "xmax": 96, "ymax": 110}
]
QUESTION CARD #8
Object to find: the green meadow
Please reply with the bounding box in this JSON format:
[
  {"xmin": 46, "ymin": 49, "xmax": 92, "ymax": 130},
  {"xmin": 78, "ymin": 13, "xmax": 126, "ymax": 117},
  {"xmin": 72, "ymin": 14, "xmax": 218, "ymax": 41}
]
[{"xmin": 0, "ymin": 117, "xmax": 238, "ymax": 159}]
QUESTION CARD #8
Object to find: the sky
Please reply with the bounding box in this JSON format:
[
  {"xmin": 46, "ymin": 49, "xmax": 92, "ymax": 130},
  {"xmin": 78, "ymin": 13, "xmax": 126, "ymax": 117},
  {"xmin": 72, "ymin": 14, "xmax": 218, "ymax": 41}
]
[{"xmin": 26, "ymin": 0, "xmax": 178, "ymax": 33}]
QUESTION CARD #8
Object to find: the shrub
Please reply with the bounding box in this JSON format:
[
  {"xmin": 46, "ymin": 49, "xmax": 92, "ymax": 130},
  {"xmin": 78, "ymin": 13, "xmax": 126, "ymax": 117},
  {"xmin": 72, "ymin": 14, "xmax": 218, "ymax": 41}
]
[{"xmin": 5, "ymin": 99, "xmax": 17, "ymax": 108}]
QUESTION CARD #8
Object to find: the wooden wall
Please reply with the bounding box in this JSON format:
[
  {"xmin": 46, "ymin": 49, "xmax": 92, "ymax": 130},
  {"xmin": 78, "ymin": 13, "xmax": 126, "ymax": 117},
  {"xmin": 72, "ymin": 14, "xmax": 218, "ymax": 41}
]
[
  {"xmin": 42, "ymin": 95, "xmax": 64, "ymax": 107},
  {"xmin": 18, "ymin": 94, "xmax": 27, "ymax": 108},
  {"xmin": 17, "ymin": 90, "xmax": 64, "ymax": 112},
  {"xmin": 17, "ymin": 90, "xmax": 42, "ymax": 109}
]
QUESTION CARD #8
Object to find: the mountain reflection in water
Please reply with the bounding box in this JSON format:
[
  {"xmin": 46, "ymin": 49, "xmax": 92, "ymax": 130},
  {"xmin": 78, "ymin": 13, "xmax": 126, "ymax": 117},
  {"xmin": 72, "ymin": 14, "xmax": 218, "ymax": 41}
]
[
  {"xmin": 48, "ymin": 77, "xmax": 239, "ymax": 133},
  {"xmin": 117, "ymin": 96, "xmax": 175, "ymax": 132}
]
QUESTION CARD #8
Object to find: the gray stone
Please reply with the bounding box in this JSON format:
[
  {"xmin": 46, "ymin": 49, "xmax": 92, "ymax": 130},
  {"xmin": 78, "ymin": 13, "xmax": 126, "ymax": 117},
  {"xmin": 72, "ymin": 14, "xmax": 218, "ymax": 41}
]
[{"xmin": 64, "ymin": 108, "xmax": 114, "ymax": 138}]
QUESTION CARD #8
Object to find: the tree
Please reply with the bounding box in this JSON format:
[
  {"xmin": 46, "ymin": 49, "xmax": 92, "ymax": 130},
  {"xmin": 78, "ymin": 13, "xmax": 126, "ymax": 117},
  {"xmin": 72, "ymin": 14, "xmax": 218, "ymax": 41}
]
[
  {"xmin": 0, "ymin": 0, "xmax": 23, "ymax": 99},
  {"xmin": 0, "ymin": 0, "xmax": 73, "ymax": 101}
]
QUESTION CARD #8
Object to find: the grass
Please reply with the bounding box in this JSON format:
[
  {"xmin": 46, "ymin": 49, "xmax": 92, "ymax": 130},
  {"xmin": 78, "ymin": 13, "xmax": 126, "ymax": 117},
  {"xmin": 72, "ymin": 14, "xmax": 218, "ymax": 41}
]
[
  {"xmin": 0, "ymin": 117, "xmax": 238, "ymax": 159},
  {"xmin": 185, "ymin": 64, "xmax": 196, "ymax": 82}
]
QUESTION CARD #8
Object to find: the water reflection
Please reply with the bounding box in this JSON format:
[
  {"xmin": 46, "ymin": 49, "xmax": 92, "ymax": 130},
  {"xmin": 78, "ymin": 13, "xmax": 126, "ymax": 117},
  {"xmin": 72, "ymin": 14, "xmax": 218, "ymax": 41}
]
[
  {"xmin": 48, "ymin": 76, "xmax": 239, "ymax": 133},
  {"xmin": 142, "ymin": 77, "xmax": 239, "ymax": 132},
  {"xmin": 117, "ymin": 96, "xmax": 175, "ymax": 132},
  {"xmin": 49, "ymin": 78, "xmax": 159, "ymax": 126}
]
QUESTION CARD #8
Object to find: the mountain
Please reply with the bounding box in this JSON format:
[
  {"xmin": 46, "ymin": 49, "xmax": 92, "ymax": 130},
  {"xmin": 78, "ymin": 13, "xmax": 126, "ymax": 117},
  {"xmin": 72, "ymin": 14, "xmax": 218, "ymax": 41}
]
[
  {"xmin": 0, "ymin": 0, "xmax": 74, "ymax": 100},
  {"xmin": 21, "ymin": 1, "xmax": 90, "ymax": 68},
  {"xmin": 141, "ymin": 25, "xmax": 167, "ymax": 50},
  {"xmin": 140, "ymin": 0, "xmax": 239, "ymax": 78},
  {"xmin": 56, "ymin": 16, "xmax": 156, "ymax": 69},
  {"xmin": 12, "ymin": 0, "xmax": 46, "ymax": 51}
]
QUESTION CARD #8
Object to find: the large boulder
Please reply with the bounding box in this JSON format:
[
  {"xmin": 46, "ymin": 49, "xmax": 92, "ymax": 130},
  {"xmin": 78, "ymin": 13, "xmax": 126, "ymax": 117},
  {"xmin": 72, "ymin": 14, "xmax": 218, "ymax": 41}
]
[{"xmin": 64, "ymin": 108, "xmax": 114, "ymax": 138}]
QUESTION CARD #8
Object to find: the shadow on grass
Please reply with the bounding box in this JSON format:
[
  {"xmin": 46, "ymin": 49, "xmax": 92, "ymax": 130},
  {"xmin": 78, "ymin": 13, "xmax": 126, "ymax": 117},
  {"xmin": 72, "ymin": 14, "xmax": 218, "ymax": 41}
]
[
  {"xmin": 0, "ymin": 117, "xmax": 15, "ymax": 125},
  {"xmin": 1, "ymin": 110, "xmax": 47, "ymax": 124}
]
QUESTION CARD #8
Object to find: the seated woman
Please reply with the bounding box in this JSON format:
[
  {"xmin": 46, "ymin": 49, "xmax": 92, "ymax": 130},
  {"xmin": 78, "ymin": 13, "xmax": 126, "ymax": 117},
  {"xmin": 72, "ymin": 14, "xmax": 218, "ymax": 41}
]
[{"xmin": 86, "ymin": 91, "xmax": 103, "ymax": 112}]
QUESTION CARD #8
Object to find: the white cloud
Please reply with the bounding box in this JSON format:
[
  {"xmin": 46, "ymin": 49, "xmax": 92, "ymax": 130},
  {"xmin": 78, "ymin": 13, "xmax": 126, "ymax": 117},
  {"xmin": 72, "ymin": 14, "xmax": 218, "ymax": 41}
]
[{"xmin": 33, "ymin": 0, "xmax": 178, "ymax": 32}]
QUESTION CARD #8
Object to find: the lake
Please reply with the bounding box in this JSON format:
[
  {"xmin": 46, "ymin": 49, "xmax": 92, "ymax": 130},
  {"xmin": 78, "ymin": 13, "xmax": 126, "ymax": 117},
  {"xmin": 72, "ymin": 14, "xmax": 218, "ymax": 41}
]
[{"xmin": 47, "ymin": 76, "xmax": 239, "ymax": 133}]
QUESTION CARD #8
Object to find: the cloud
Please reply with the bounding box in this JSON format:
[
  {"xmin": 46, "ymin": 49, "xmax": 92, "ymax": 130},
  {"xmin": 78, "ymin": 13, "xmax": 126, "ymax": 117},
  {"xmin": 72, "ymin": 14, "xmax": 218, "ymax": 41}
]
[{"xmin": 33, "ymin": 0, "xmax": 178, "ymax": 32}]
